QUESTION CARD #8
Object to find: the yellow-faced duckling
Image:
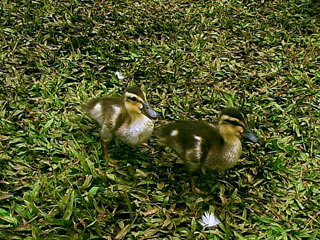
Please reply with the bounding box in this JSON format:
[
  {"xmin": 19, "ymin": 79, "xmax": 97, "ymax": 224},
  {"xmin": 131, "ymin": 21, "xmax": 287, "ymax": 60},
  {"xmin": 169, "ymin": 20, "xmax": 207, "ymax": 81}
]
[
  {"xmin": 83, "ymin": 86, "xmax": 158, "ymax": 159},
  {"xmin": 155, "ymin": 107, "xmax": 258, "ymax": 193}
]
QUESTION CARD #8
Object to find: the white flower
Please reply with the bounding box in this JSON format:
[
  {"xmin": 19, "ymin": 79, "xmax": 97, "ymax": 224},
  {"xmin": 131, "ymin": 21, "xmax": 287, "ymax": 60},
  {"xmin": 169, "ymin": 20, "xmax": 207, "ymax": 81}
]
[
  {"xmin": 115, "ymin": 71, "xmax": 125, "ymax": 80},
  {"xmin": 200, "ymin": 211, "xmax": 220, "ymax": 228}
]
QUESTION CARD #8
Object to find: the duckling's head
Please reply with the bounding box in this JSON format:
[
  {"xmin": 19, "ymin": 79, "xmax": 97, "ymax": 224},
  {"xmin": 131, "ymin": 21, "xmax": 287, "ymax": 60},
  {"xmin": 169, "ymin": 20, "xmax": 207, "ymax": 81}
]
[
  {"xmin": 124, "ymin": 86, "xmax": 158, "ymax": 120},
  {"xmin": 218, "ymin": 108, "xmax": 258, "ymax": 143}
]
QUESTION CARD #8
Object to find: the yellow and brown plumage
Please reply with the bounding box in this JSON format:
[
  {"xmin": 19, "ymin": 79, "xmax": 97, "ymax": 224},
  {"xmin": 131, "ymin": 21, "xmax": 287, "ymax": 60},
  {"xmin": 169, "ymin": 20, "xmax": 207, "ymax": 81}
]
[
  {"xmin": 83, "ymin": 86, "xmax": 158, "ymax": 159},
  {"xmin": 155, "ymin": 107, "xmax": 258, "ymax": 193}
]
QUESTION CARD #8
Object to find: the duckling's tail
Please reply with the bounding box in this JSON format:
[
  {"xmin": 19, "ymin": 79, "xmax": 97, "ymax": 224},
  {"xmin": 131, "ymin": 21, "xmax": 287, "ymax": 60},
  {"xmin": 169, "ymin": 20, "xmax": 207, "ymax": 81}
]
[
  {"xmin": 154, "ymin": 128, "xmax": 162, "ymax": 138},
  {"xmin": 154, "ymin": 125, "xmax": 173, "ymax": 142},
  {"xmin": 82, "ymin": 99, "xmax": 104, "ymax": 126}
]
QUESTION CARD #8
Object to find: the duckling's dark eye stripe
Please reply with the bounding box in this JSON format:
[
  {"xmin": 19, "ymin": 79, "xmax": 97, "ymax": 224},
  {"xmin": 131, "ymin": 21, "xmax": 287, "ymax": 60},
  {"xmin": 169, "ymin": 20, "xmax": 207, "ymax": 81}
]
[
  {"xmin": 224, "ymin": 119, "xmax": 244, "ymax": 127},
  {"xmin": 128, "ymin": 97, "xmax": 137, "ymax": 101}
]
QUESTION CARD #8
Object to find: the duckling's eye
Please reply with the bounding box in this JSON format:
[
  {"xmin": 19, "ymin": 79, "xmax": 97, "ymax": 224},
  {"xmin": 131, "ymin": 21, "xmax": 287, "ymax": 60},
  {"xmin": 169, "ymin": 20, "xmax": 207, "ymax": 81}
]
[{"xmin": 128, "ymin": 97, "xmax": 137, "ymax": 102}]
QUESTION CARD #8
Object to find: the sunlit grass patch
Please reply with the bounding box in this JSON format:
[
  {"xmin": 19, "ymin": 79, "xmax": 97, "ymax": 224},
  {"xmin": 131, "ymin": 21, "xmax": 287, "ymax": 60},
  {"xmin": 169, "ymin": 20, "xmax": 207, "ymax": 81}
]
[{"xmin": 1, "ymin": 0, "xmax": 319, "ymax": 239}]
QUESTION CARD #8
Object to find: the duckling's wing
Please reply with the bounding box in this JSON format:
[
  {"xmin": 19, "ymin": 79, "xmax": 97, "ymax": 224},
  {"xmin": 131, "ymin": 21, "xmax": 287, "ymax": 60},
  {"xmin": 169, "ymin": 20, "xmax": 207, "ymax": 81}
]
[
  {"xmin": 155, "ymin": 120, "xmax": 219, "ymax": 157},
  {"xmin": 156, "ymin": 120, "xmax": 214, "ymax": 141},
  {"xmin": 83, "ymin": 97, "xmax": 123, "ymax": 126}
]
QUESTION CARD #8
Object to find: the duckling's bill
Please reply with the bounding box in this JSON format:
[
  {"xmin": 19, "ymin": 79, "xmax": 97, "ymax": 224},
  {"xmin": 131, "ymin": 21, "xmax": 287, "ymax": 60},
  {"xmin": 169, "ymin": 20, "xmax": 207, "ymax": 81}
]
[
  {"xmin": 241, "ymin": 127, "xmax": 258, "ymax": 143},
  {"xmin": 142, "ymin": 103, "xmax": 158, "ymax": 120}
]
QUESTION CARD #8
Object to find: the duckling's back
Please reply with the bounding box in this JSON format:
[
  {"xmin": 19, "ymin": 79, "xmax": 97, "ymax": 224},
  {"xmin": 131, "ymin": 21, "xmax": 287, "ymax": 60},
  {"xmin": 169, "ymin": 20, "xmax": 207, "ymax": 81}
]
[
  {"xmin": 155, "ymin": 120, "xmax": 225, "ymax": 171},
  {"xmin": 83, "ymin": 97, "xmax": 123, "ymax": 126}
]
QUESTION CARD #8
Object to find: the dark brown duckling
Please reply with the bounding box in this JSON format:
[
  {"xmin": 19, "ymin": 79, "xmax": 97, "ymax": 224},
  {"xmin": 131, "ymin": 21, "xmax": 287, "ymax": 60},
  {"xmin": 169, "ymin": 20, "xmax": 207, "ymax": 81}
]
[{"xmin": 155, "ymin": 108, "xmax": 258, "ymax": 193}]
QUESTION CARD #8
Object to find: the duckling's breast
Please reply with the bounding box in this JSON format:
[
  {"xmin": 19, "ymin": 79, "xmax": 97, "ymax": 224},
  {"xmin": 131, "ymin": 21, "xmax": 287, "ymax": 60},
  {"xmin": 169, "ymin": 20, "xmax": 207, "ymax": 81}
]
[
  {"xmin": 116, "ymin": 115, "xmax": 154, "ymax": 147},
  {"xmin": 204, "ymin": 139, "xmax": 242, "ymax": 171}
]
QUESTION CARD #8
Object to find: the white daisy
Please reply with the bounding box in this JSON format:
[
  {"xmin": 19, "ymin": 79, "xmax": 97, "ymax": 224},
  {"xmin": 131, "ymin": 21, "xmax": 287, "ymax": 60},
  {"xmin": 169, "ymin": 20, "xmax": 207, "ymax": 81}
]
[
  {"xmin": 200, "ymin": 211, "xmax": 220, "ymax": 228},
  {"xmin": 115, "ymin": 71, "xmax": 125, "ymax": 80}
]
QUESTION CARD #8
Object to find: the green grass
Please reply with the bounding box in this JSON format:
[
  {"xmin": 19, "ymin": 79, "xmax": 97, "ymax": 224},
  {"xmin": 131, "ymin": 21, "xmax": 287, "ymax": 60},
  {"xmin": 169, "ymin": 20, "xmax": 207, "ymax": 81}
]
[{"xmin": 1, "ymin": 0, "xmax": 319, "ymax": 239}]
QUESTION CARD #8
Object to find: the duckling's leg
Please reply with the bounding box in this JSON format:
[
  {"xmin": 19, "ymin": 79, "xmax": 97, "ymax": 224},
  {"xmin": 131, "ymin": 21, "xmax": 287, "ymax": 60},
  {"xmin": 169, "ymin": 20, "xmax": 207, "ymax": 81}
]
[
  {"xmin": 100, "ymin": 125, "xmax": 113, "ymax": 160},
  {"xmin": 101, "ymin": 140, "xmax": 108, "ymax": 159},
  {"xmin": 189, "ymin": 172, "xmax": 205, "ymax": 195},
  {"xmin": 189, "ymin": 172, "xmax": 196, "ymax": 191}
]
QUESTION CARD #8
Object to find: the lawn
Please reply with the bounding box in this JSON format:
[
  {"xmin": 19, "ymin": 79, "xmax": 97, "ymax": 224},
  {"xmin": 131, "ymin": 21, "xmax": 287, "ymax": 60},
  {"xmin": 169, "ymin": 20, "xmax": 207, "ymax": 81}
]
[{"xmin": 1, "ymin": 0, "xmax": 319, "ymax": 239}]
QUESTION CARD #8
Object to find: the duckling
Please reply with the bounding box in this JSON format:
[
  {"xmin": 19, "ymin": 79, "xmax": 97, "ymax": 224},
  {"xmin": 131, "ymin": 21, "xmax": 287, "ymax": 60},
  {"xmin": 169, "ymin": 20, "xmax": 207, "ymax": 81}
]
[
  {"xmin": 155, "ymin": 108, "xmax": 258, "ymax": 193},
  {"xmin": 83, "ymin": 86, "xmax": 158, "ymax": 159}
]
